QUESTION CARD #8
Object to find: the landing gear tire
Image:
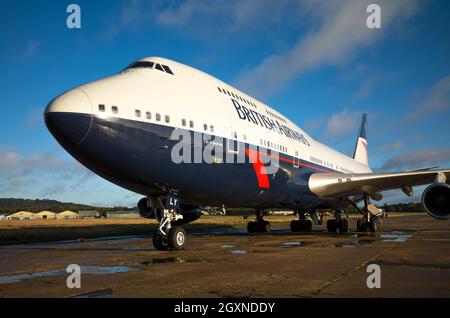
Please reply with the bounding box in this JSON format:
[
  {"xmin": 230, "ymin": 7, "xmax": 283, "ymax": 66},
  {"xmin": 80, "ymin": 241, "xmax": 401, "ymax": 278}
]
[
  {"xmin": 356, "ymin": 219, "xmax": 370, "ymax": 232},
  {"xmin": 247, "ymin": 220, "xmax": 271, "ymax": 233},
  {"xmin": 168, "ymin": 226, "xmax": 187, "ymax": 250},
  {"xmin": 247, "ymin": 221, "xmax": 256, "ymax": 233},
  {"xmin": 291, "ymin": 220, "xmax": 312, "ymax": 232},
  {"xmin": 327, "ymin": 219, "xmax": 337, "ymax": 233},
  {"xmin": 153, "ymin": 232, "xmax": 169, "ymax": 251},
  {"xmin": 327, "ymin": 219, "xmax": 348, "ymax": 234},
  {"xmin": 338, "ymin": 219, "xmax": 348, "ymax": 234},
  {"xmin": 261, "ymin": 220, "xmax": 271, "ymax": 233},
  {"xmin": 369, "ymin": 217, "xmax": 381, "ymax": 233}
]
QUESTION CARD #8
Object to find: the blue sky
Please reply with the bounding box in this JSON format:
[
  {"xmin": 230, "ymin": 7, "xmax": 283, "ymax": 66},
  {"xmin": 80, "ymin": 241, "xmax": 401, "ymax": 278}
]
[{"xmin": 0, "ymin": 0, "xmax": 449, "ymax": 207}]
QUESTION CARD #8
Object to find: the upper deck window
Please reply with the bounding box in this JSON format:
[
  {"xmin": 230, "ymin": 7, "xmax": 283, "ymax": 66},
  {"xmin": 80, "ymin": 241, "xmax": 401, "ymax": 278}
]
[{"xmin": 126, "ymin": 61, "xmax": 154, "ymax": 70}]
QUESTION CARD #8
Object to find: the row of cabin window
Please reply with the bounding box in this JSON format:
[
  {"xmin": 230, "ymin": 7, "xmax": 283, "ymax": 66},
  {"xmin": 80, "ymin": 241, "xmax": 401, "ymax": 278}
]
[
  {"xmin": 310, "ymin": 155, "xmax": 335, "ymax": 169},
  {"xmin": 265, "ymin": 109, "xmax": 287, "ymax": 124},
  {"xmin": 217, "ymin": 87, "xmax": 257, "ymax": 109},
  {"xmin": 260, "ymin": 139, "xmax": 287, "ymax": 153},
  {"xmin": 98, "ymin": 104, "xmax": 214, "ymax": 132}
]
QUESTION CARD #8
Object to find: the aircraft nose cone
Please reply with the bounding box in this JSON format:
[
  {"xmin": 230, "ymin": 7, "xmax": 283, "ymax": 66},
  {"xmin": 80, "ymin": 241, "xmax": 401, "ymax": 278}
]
[{"xmin": 44, "ymin": 88, "xmax": 93, "ymax": 148}]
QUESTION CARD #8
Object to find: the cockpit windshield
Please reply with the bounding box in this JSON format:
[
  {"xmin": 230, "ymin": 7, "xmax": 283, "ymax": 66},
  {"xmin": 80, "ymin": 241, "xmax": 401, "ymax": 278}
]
[
  {"xmin": 125, "ymin": 61, "xmax": 155, "ymax": 70},
  {"xmin": 124, "ymin": 60, "xmax": 174, "ymax": 75}
]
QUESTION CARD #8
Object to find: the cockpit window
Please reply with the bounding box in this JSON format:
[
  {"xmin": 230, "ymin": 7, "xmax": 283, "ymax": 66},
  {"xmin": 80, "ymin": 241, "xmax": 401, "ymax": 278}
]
[
  {"xmin": 162, "ymin": 65, "xmax": 174, "ymax": 75},
  {"xmin": 125, "ymin": 61, "xmax": 174, "ymax": 75},
  {"xmin": 155, "ymin": 63, "xmax": 164, "ymax": 71},
  {"xmin": 125, "ymin": 61, "xmax": 154, "ymax": 70}
]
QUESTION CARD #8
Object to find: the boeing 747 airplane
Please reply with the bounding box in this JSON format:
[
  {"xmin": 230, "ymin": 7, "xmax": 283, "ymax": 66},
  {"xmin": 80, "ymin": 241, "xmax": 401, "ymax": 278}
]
[{"xmin": 44, "ymin": 57, "xmax": 449, "ymax": 250}]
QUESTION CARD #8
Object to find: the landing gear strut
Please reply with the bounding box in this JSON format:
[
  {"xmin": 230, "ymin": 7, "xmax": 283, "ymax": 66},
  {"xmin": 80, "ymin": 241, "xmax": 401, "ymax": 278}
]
[
  {"xmin": 356, "ymin": 194, "xmax": 382, "ymax": 233},
  {"xmin": 326, "ymin": 210, "xmax": 349, "ymax": 234},
  {"xmin": 247, "ymin": 210, "xmax": 271, "ymax": 233},
  {"xmin": 290, "ymin": 211, "xmax": 313, "ymax": 232},
  {"xmin": 152, "ymin": 194, "xmax": 187, "ymax": 250}
]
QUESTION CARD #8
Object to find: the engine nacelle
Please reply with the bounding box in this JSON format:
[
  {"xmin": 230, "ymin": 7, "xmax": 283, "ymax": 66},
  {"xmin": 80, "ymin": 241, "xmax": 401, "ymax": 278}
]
[
  {"xmin": 174, "ymin": 204, "xmax": 202, "ymax": 225},
  {"xmin": 137, "ymin": 198, "xmax": 202, "ymax": 224},
  {"xmin": 422, "ymin": 183, "xmax": 450, "ymax": 220},
  {"xmin": 137, "ymin": 198, "xmax": 155, "ymax": 219}
]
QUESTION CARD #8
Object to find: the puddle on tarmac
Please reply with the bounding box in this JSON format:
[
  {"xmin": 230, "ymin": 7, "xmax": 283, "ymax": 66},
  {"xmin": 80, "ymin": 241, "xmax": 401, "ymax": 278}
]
[
  {"xmin": 280, "ymin": 241, "xmax": 302, "ymax": 248},
  {"xmin": 221, "ymin": 244, "xmax": 236, "ymax": 248},
  {"xmin": 424, "ymin": 238, "xmax": 450, "ymax": 241},
  {"xmin": 310, "ymin": 232, "xmax": 414, "ymax": 248},
  {"xmin": 230, "ymin": 250, "xmax": 248, "ymax": 254},
  {"xmin": 230, "ymin": 237, "xmax": 249, "ymax": 242},
  {"xmin": 0, "ymin": 265, "xmax": 137, "ymax": 285},
  {"xmin": 140, "ymin": 257, "xmax": 207, "ymax": 265},
  {"xmin": 379, "ymin": 234, "xmax": 412, "ymax": 243},
  {"xmin": 73, "ymin": 288, "xmax": 113, "ymax": 298}
]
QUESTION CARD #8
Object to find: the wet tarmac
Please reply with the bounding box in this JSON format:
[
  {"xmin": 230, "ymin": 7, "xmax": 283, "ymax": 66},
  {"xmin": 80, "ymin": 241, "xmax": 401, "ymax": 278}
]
[{"xmin": 0, "ymin": 215, "xmax": 449, "ymax": 297}]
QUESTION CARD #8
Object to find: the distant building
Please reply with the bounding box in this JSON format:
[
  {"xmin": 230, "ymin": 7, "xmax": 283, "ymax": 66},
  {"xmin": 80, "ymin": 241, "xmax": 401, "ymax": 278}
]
[
  {"xmin": 106, "ymin": 210, "xmax": 140, "ymax": 219},
  {"xmin": 268, "ymin": 210, "xmax": 295, "ymax": 216},
  {"xmin": 34, "ymin": 211, "xmax": 57, "ymax": 220},
  {"xmin": 57, "ymin": 211, "xmax": 79, "ymax": 219},
  {"xmin": 7, "ymin": 211, "xmax": 34, "ymax": 220},
  {"xmin": 78, "ymin": 210, "xmax": 105, "ymax": 218}
]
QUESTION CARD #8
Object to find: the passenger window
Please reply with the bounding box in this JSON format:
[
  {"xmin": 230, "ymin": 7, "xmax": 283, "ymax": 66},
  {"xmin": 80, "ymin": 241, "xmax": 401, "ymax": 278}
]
[
  {"xmin": 135, "ymin": 109, "xmax": 141, "ymax": 117},
  {"xmin": 210, "ymin": 125, "xmax": 214, "ymax": 133},
  {"xmin": 146, "ymin": 112, "xmax": 151, "ymax": 119},
  {"xmin": 203, "ymin": 124, "xmax": 208, "ymax": 131},
  {"xmin": 182, "ymin": 119, "xmax": 186, "ymax": 126},
  {"xmin": 98, "ymin": 104, "xmax": 105, "ymax": 112},
  {"xmin": 156, "ymin": 113, "xmax": 161, "ymax": 121},
  {"xmin": 217, "ymin": 87, "xmax": 222, "ymax": 93},
  {"xmin": 111, "ymin": 106, "xmax": 118, "ymax": 114},
  {"xmin": 189, "ymin": 120, "xmax": 194, "ymax": 128},
  {"xmin": 233, "ymin": 132, "xmax": 237, "ymax": 139},
  {"xmin": 165, "ymin": 115, "xmax": 170, "ymax": 123}
]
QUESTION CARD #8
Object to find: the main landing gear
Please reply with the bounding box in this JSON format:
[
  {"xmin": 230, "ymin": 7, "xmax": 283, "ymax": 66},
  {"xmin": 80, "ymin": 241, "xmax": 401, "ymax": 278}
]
[
  {"xmin": 356, "ymin": 194, "xmax": 382, "ymax": 233},
  {"xmin": 290, "ymin": 211, "xmax": 313, "ymax": 232},
  {"xmin": 326, "ymin": 210, "xmax": 349, "ymax": 234},
  {"xmin": 152, "ymin": 194, "xmax": 187, "ymax": 251},
  {"xmin": 247, "ymin": 210, "xmax": 271, "ymax": 233}
]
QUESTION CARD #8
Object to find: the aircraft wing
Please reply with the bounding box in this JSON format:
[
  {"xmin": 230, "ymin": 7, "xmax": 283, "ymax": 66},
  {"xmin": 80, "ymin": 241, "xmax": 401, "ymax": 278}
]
[{"xmin": 309, "ymin": 169, "xmax": 450, "ymax": 199}]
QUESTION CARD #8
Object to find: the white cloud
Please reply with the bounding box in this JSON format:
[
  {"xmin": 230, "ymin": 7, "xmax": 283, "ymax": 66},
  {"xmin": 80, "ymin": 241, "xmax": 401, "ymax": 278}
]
[
  {"xmin": 235, "ymin": 0, "xmax": 420, "ymax": 99},
  {"xmin": 156, "ymin": 0, "xmax": 294, "ymax": 33},
  {"xmin": 0, "ymin": 150, "xmax": 21, "ymax": 171},
  {"xmin": 381, "ymin": 148, "xmax": 450, "ymax": 171},
  {"xmin": 406, "ymin": 74, "xmax": 450, "ymax": 122},
  {"xmin": 325, "ymin": 109, "xmax": 361, "ymax": 139}
]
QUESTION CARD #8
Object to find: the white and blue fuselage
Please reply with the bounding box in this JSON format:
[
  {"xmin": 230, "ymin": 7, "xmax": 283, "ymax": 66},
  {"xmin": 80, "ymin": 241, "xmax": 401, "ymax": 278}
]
[{"xmin": 45, "ymin": 57, "xmax": 371, "ymax": 210}]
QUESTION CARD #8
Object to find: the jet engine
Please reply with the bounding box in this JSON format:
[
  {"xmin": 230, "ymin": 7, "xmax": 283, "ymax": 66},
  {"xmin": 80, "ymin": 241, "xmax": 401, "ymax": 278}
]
[
  {"xmin": 137, "ymin": 198, "xmax": 202, "ymax": 224},
  {"xmin": 422, "ymin": 183, "xmax": 450, "ymax": 220},
  {"xmin": 137, "ymin": 197, "xmax": 156, "ymax": 218}
]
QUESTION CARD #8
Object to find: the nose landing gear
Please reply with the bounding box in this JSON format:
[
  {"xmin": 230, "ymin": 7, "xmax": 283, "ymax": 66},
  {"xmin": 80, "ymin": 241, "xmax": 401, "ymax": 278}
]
[{"xmin": 151, "ymin": 194, "xmax": 187, "ymax": 251}]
